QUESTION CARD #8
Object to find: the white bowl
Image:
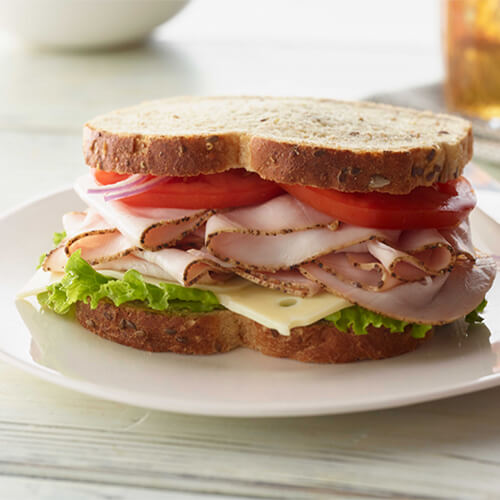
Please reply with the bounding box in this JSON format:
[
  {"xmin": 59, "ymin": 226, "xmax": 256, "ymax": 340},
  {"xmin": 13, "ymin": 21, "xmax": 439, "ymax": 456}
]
[{"xmin": 0, "ymin": 0, "xmax": 189, "ymax": 50}]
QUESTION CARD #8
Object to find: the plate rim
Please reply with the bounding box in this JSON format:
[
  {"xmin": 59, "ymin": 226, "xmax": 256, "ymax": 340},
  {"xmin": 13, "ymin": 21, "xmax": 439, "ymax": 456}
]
[{"xmin": 1, "ymin": 345, "xmax": 500, "ymax": 417}]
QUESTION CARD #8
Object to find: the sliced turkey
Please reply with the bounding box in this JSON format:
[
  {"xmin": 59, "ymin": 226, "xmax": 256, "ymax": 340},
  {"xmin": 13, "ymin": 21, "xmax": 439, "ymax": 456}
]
[
  {"xmin": 63, "ymin": 209, "xmax": 114, "ymax": 236},
  {"xmin": 93, "ymin": 250, "xmax": 233, "ymax": 286},
  {"xmin": 63, "ymin": 210, "xmax": 137, "ymax": 265},
  {"xmin": 300, "ymin": 256, "xmax": 496, "ymax": 324},
  {"xmin": 314, "ymin": 252, "xmax": 401, "ymax": 291},
  {"xmin": 366, "ymin": 239, "xmax": 453, "ymax": 281},
  {"xmin": 205, "ymin": 196, "xmax": 399, "ymax": 269},
  {"xmin": 209, "ymin": 194, "xmax": 338, "ymax": 232},
  {"xmin": 441, "ymin": 219, "xmax": 476, "ymax": 262},
  {"xmin": 75, "ymin": 175, "xmax": 212, "ymax": 250},
  {"xmin": 301, "ymin": 220, "xmax": 476, "ymax": 290},
  {"xmin": 42, "ymin": 246, "xmax": 68, "ymax": 273},
  {"xmin": 139, "ymin": 249, "xmax": 233, "ymax": 286},
  {"xmin": 95, "ymin": 255, "xmax": 175, "ymax": 282},
  {"xmin": 187, "ymin": 247, "xmax": 320, "ymax": 296},
  {"xmin": 234, "ymin": 269, "xmax": 322, "ymax": 297}
]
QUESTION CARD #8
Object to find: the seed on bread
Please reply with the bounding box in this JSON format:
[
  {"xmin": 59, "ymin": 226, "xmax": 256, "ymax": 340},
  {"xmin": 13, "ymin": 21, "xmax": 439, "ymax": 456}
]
[
  {"xmin": 119, "ymin": 318, "xmax": 136, "ymax": 330},
  {"xmin": 411, "ymin": 166, "xmax": 424, "ymax": 177},
  {"xmin": 369, "ymin": 175, "xmax": 390, "ymax": 188}
]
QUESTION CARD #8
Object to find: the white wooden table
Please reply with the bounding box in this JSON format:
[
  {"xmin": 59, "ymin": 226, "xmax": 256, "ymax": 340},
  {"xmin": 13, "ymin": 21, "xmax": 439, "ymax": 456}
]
[{"xmin": 1, "ymin": 1, "xmax": 500, "ymax": 498}]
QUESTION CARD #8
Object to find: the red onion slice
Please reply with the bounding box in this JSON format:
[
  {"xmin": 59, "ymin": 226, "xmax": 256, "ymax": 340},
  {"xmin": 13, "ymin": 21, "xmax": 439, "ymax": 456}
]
[
  {"xmin": 104, "ymin": 176, "xmax": 173, "ymax": 202},
  {"xmin": 87, "ymin": 174, "xmax": 146, "ymax": 194}
]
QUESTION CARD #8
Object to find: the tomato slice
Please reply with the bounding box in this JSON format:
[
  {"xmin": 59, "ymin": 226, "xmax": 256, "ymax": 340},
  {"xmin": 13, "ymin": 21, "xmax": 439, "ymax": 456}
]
[
  {"xmin": 281, "ymin": 177, "xmax": 476, "ymax": 229},
  {"xmin": 93, "ymin": 169, "xmax": 284, "ymax": 209},
  {"xmin": 94, "ymin": 171, "xmax": 130, "ymax": 184}
]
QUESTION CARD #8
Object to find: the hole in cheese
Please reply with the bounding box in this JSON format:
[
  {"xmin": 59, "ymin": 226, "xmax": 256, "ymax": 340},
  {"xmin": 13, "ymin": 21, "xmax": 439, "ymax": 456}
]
[{"xmin": 279, "ymin": 298, "xmax": 298, "ymax": 307}]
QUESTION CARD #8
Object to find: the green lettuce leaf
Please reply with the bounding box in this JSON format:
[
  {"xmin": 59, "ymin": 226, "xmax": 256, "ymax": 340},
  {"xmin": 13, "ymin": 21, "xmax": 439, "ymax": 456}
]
[
  {"xmin": 325, "ymin": 299, "xmax": 489, "ymax": 339},
  {"xmin": 465, "ymin": 299, "xmax": 487, "ymax": 325},
  {"xmin": 36, "ymin": 253, "xmax": 47, "ymax": 270},
  {"xmin": 324, "ymin": 306, "xmax": 432, "ymax": 339},
  {"xmin": 38, "ymin": 251, "xmax": 221, "ymax": 315},
  {"xmin": 52, "ymin": 230, "xmax": 67, "ymax": 246}
]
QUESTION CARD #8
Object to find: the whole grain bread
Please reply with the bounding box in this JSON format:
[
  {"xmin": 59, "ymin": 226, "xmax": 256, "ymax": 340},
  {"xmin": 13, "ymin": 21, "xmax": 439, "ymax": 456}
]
[
  {"xmin": 83, "ymin": 96, "xmax": 472, "ymax": 194},
  {"xmin": 75, "ymin": 301, "xmax": 433, "ymax": 363}
]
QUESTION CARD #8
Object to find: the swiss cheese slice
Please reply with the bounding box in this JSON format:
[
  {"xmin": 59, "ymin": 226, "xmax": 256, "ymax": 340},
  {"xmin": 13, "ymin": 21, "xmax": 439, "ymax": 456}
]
[
  {"xmin": 16, "ymin": 269, "xmax": 64, "ymax": 299},
  {"xmin": 216, "ymin": 286, "xmax": 351, "ymax": 336}
]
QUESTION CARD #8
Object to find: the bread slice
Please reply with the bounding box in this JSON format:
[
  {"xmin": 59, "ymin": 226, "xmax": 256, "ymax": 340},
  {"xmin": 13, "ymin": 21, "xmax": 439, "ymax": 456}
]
[
  {"xmin": 83, "ymin": 96, "xmax": 472, "ymax": 194},
  {"xmin": 75, "ymin": 301, "xmax": 433, "ymax": 363}
]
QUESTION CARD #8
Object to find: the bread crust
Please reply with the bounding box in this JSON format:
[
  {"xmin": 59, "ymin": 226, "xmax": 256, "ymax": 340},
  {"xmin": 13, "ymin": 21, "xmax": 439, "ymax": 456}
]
[
  {"xmin": 83, "ymin": 96, "xmax": 472, "ymax": 194},
  {"xmin": 75, "ymin": 301, "xmax": 433, "ymax": 363},
  {"xmin": 249, "ymin": 135, "xmax": 471, "ymax": 194},
  {"xmin": 83, "ymin": 127, "xmax": 241, "ymax": 178}
]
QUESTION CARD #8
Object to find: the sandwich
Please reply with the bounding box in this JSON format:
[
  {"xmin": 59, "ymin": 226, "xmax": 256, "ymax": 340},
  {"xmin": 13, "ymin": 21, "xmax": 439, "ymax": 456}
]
[{"xmin": 20, "ymin": 97, "xmax": 496, "ymax": 363}]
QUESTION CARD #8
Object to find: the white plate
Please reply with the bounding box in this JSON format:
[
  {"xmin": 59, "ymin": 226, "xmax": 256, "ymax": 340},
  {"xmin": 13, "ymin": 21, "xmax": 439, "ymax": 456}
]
[{"xmin": 1, "ymin": 189, "xmax": 500, "ymax": 417}]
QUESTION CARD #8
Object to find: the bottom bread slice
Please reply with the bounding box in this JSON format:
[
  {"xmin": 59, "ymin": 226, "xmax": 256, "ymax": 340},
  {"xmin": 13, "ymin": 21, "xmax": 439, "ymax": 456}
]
[{"xmin": 75, "ymin": 301, "xmax": 433, "ymax": 363}]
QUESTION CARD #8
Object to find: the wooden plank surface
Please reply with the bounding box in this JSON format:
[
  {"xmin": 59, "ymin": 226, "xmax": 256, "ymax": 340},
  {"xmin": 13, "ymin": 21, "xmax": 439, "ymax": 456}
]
[
  {"xmin": 1, "ymin": 477, "xmax": 244, "ymax": 500},
  {"xmin": 1, "ymin": 361, "xmax": 500, "ymax": 499}
]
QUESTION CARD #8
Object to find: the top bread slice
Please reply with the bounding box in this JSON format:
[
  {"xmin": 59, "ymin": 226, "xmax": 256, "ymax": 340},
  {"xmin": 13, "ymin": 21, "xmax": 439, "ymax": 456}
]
[{"xmin": 83, "ymin": 96, "xmax": 472, "ymax": 194}]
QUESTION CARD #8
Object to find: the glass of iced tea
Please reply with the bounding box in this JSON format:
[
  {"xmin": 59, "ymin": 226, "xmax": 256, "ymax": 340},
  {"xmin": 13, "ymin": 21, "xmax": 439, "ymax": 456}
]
[{"xmin": 443, "ymin": 0, "xmax": 500, "ymax": 124}]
